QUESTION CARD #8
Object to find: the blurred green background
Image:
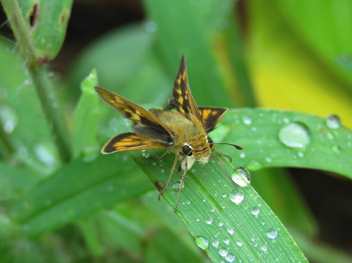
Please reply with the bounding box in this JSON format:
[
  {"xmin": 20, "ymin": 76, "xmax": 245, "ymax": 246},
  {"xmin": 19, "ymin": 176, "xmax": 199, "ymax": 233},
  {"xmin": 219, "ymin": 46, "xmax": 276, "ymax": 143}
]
[{"xmin": 1, "ymin": 0, "xmax": 352, "ymax": 262}]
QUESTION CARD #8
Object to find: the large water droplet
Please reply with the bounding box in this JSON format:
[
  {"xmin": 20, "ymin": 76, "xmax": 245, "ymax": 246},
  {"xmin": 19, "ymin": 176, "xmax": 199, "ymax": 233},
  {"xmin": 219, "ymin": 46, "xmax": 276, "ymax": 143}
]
[
  {"xmin": 267, "ymin": 228, "xmax": 278, "ymax": 239},
  {"xmin": 326, "ymin": 114, "xmax": 341, "ymax": 129},
  {"xmin": 225, "ymin": 253, "xmax": 235, "ymax": 262},
  {"xmin": 236, "ymin": 241, "xmax": 243, "ymax": 247},
  {"xmin": 195, "ymin": 236, "xmax": 209, "ymax": 250},
  {"xmin": 219, "ymin": 247, "xmax": 228, "ymax": 257},
  {"xmin": 278, "ymin": 123, "xmax": 310, "ymax": 148},
  {"xmin": 173, "ymin": 180, "xmax": 184, "ymax": 191},
  {"xmin": 230, "ymin": 189, "xmax": 244, "ymax": 204},
  {"xmin": 234, "ymin": 167, "xmax": 251, "ymax": 186}
]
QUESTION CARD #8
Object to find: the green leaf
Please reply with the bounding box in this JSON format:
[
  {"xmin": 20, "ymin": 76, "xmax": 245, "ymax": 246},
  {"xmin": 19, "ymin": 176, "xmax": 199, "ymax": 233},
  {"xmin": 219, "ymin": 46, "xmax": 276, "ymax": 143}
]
[
  {"xmin": 144, "ymin": 0, "xmax": 238, "ymax": 107},
  {"xmin": 16, "ymin": 154, "xmax": 153, "ymax": 237},
  {"xmin": 0, "ymin": 37, "xmax": 60, "ymax": 174},
  {"xmin": 72, "ymin": 69, "xmax": 100, "ymax": 161},
  {"xmin": 67, "ymin": 24, "xmax": 154, "ymax": 100},
  {"xmin": 128, "ymin": 108, "xmax": 351, "ymax": 262},
  {"xmin": 17, "ymin": 0, "xmax": 73, "ymax": 61}
]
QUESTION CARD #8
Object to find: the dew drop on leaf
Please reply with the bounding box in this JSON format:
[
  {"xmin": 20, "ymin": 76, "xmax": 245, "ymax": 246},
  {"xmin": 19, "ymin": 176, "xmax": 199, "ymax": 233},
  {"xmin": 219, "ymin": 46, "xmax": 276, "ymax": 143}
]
[
  {"xmin": 278, "ymin": 123, "xmax": 311, "ymax": 148},
  {"xmin": 325, "ymin": 114, "xmax": 341, "ymax": 129},
  {"xmin": 230, "ymin": 189, "xmax": 244, "ymax": 204},
  {"xmin": 267, "ymin": 228, "xmax": 278, "ymax": 239},
  {"xmin": 195, "ymin": 236, "xmax": 209, "ymax": 250}
]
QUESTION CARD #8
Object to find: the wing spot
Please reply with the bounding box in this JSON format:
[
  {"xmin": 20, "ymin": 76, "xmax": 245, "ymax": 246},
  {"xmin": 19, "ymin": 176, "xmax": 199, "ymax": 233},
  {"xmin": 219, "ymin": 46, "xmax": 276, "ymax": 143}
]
[
  {"xmin": 212, "ymin": 111, "xmax": 218, "ymax": 116},
  {"xmin": 178, "ymin": 96, "xmax": 184, "ymax": 105}
]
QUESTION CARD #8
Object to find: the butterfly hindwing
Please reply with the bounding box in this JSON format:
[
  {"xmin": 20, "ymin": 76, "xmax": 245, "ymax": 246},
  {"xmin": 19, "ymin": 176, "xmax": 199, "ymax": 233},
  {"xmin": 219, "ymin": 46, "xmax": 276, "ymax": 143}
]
[
  {"xmin": 169, "ymin": 56, "xmax": 202, "ymax": 121},
  {"xmin": 95, "ymin": 87, "xmax": 175, "ymax": 139},
  {"xmin": 102, "ymin": 133, "xmax": 168, "ymax": 153},
  {"xmin": 198, "ymin": 107, "xmax": 227, "ymax": 133}
]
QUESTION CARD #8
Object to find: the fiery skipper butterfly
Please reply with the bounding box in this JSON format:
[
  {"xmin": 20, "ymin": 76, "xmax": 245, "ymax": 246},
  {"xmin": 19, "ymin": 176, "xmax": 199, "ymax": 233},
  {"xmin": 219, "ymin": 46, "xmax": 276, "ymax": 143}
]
[{"xmin": 95, "ymin": 56, "xmax": 243, "ymax": 211}]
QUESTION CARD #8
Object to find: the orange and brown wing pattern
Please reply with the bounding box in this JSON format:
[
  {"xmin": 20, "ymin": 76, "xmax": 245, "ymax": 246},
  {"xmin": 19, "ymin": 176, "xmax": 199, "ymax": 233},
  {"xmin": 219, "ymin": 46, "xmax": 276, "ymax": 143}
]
[
  {"xmin": 169, "ymin": 56, "xmax": 202, "ymax": 122},
  {"xmin": 102, "ymin": 133, "xmax": 168, "ymax": 153},
  {"xmin": 95, "ymin": 87, "xmax": 175, "ymax": 138},
  {"xmin": 198, "ymin": 107, "xmax": 227, "ymax": 132}
]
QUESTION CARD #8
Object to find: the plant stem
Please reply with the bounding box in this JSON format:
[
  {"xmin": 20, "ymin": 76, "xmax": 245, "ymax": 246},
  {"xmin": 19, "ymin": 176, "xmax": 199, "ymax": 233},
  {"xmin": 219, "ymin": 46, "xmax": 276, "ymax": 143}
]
[
  {"xmin": 1, "ymin": 0, "xmax": 37, "ymax": 66},
  {"xmin": 2, "ymin": 0, "xmax": 71, "ymax": 162},
  {"xmin": 31, "ymin": 66, "xmax": 71, "ymax": 162}
]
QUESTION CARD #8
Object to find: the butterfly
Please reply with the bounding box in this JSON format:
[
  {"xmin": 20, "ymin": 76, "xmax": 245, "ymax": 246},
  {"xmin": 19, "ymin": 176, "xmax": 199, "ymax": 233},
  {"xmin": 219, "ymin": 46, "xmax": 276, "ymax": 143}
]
[{"xmin": 95, "ymin": 56, "xmax": 243, "ymax": 212}]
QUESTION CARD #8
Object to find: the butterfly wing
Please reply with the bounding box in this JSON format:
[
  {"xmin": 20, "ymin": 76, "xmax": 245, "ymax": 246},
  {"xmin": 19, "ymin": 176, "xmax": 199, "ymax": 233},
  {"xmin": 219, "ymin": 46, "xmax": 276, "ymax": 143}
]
[
  {"xmin": 95, "ymin": 87, "xmax": 176, "ymax": 139},
  {"xmin": 169, "ymin": 56, "xmax": 202, "ymax": 122},
  {"xmin": 198, "ymin": 107, "xmax": 227, "ymax": 133},
  {"xmin": 102, "ymin": 133, "xmax": 168, "ymax": 153}
]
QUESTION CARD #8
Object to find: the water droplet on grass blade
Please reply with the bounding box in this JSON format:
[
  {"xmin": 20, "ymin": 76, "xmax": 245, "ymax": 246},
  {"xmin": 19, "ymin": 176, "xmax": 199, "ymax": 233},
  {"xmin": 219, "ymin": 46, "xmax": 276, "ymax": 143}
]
[
  {"xmin": 278, "ymin": 123, "xmax": 310, "ymax": 148},
  {"xmin": 326, "ymin": 114, "xmax": 341, "ymax": 129},
  {"xmin": 230, "ymin": 190, "xmax": 244, "ymax": 204},
  {"xmin": 195, "ymin": 236, "xmax": 209, "ymax": 250},
  {"xmin": 267, "ymin": 228, "xmax": 278, "ymax": 239}
]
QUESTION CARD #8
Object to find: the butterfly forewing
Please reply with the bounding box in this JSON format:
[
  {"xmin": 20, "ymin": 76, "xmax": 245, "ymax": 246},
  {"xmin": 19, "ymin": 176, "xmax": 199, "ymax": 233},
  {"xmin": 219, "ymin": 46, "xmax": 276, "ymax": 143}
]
[
  {"xmin": 102, "ymin": 133, "xmax": 168, "ymax": 153},
  {"xmin": 95, "ymin": 87, "xmax": 175, "ymax": 138},
  {"xmin": 169, "ymin": 56, "xmax": 202, "ymax": 122},
  {"xmin": 198, "ymin": 107, "xmax": 228, "ymax": 133}
]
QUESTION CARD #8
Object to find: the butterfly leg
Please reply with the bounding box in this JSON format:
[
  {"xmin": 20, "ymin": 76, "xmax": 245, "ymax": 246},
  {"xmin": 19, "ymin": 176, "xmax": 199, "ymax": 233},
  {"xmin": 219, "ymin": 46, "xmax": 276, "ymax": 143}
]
[
  {"xmin": 174, "ymin": 165, "xmax": 187, "ymax": 212},
  {"xmin": 209, "ymin": 155, "xmax": 237, "ymax": 185},
  {"xmin": 150, "ymin": 148, "xmax": 169, "ymax": 160},
  {"xmin": 158, "ymin": 153, "xmax": 181, "ymax": 201},
  {"xmin": 213, "ymin": 145, "xmax": 232, "ymax": 162}
]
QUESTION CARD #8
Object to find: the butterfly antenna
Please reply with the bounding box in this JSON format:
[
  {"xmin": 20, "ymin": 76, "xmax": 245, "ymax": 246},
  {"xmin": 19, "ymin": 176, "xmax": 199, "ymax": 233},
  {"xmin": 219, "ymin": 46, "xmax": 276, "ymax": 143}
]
[{"xmin": 212, "ymin": 142, "xmax": 243, "ymax": 150}]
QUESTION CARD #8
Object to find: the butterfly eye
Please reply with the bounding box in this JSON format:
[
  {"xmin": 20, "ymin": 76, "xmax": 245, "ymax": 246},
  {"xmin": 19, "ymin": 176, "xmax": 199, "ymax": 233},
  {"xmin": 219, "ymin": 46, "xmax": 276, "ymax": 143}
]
[
  {"xmin": 182, "ymin": 144, "xmax": 192, "ymax": 156},
  {"xmin": 207, "ymin": 137, "xmax": 213, "ymax": 148}
]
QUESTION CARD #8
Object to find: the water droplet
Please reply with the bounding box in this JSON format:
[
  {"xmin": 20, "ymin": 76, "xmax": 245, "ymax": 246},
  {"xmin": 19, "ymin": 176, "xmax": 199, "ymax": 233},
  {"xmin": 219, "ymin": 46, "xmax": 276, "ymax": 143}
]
[
  {"xmin": 225, "ymin": 253, "xmax": 235, "ymax": 262},
  {"xmin": 236, "ymin": 241, "xmax": 243, "ymax": 247},
  {"xmin": 246, "ymin": 160, "xmax": 262, "ymax": 170},
  {"xmin": 240, "ymin": 152, "xmax": 245, "ymax": 158},
  {"xmin": 243, "ymin": 116, "xmax": 252, "ymax": 125},
  {"xmin": 332, "ymin": 145, "xmax": 340, "ymax": 153},
  {"xmin": 161, "ymin": 169, "xmax": 164, "ymax": 173},
  {"xmin": 145, "ymin": 20, "xmax": 157, "ymax": 32},
  {"xmin": 123, "ymin": 155, "xmax": 128, "ymax": 162},
  {"xmin": 223, "ymin": 237, "xmax": 230, "ymax": 244},
  {"xmin": 251, "ymin": 207, "xmax": 260, "ymax": 216},
  {"xmin": 261, "ymin": 245, "xmax": 268, "ymax": 252},
  {"xmin": 230, "ymin": 189, "xmax": 244, "ymax": 204},
  {"xmin": 195, "ymin": 236, "xmax": 209, "ymax": 250},
  {"xmin": 107, "ymin": 185, "xmax": 114, "ymax": 191},
  {"xmin": 252, "ymin": 127, "xmax": 257, "ymax": 131},
  {"xmin": 267, "ymin": 228, "xmax": 278, "ymax": 239},
  {"xmin": 219, "ymin": 247, "xmax": 228, "ymax": 257},
  {"xmin": 227, "ymin": 227, "xmax": 234, "ymax": 235},
  {"xmin": 186, "ymin": 200, "xmax": 190, "ymax": 205},
  {"xmin": 212, "ymin": 240, "xmax": 219, "ymax": 247},
  {"xmin": 0, "ymin": 105, "xmax": 17, "ymax": 133},
  {"xmin": 34, "ymin": 144, "xmax": 56, "ymax": 165},
  {"xmin": 298, "ymin": 152, "xmax": 304, "ymax": 158},
  {"xmin": 232, "ymin": 167, "xmax": 251, "ymax": 186},
  {"xmin": 326, "ymin": 114, "xmax": 341, "ymax": 129},
  {"xmin": 219, "ymin": 222, "xmax": 224, "ymax": 227},
  {"xmin": 265, "ymin": 156, "xmax": 272, "ymax": 163},
  {"xmin": 205, "ymin": 217, "xmax": 213, "ymax": 225},
  {"xmin": 173, "ymin": 180, "xmax": 184, "ymax": 191},
  {"xmin": 278, "ymin": 123, "xmax": 311, "ymax": 148}
]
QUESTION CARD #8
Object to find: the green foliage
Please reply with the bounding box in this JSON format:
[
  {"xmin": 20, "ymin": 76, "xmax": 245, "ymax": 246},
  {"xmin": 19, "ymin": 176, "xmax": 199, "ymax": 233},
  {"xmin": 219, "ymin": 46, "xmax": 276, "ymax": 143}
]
[{"xmin": 1, "ymin": 0, "xmax": 352, "ymax": 262}]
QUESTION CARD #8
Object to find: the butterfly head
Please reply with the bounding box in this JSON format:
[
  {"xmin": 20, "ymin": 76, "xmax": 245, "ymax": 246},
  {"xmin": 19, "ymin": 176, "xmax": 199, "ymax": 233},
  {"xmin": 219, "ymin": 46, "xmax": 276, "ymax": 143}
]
[{"xmin": 181, "ymin": 135, "xmax": 213, "ymax": 166}]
